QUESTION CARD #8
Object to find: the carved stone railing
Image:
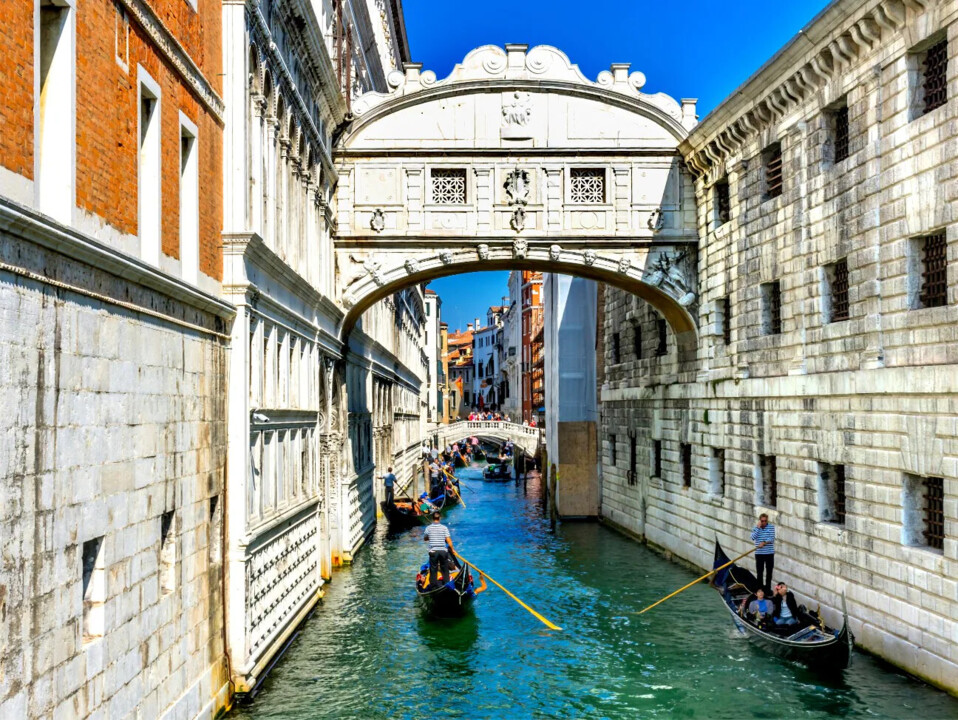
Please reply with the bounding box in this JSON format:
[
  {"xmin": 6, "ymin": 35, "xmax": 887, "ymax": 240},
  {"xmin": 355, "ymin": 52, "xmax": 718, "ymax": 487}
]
[{"xmin": 430, "ymin": 420, "xmax": 544, "ymax": 455}]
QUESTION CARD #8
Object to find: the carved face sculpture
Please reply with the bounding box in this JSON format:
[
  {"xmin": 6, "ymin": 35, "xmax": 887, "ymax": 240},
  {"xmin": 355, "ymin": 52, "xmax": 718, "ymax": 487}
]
[
  {"xmin": 512, "ymin": 238, "xmax": 528, "ymax": 258},
  {"xmin": 404, "ymin": 258, "xmax": 420, "ymax": 274},
  {"xmin": 549, "ymin": 244, "xmax": 561, "ymax": 262},
  {"xmin": 477, "ymin": 244, "xmax": 490, "ymax": 260},
  {"xmin": 439, "ymin": 250, "xmax": 453, "ymax": 264},
  {"xmin": 583, "ymin": 250, "xmax": 597, "ymax": 266}
]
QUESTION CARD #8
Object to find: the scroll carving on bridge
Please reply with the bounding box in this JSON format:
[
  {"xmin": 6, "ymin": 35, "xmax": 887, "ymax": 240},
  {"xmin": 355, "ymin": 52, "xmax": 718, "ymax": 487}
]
[{"xmin": 647, "ymin": 250, "xmax": 697, "ymax": 307}]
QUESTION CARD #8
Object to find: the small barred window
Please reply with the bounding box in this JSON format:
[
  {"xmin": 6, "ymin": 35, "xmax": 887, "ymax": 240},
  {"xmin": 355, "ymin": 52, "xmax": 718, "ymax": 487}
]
[
  {"xmin": 832, "ymin": 104, "xmax": 850, "ymax": 163},
  {"xmin": 919, "ymin": 232, "xmax": 948, "ymax": 308},
  {"xmin": 763, "ymin": 143, "xmax": 783, "ymax": 200},
  {"xmin": 570, "ymin": 168, "xmax": 605, "ymax": 203},
  {"xmin": 431, "ymin": 168, "xmax": 467, "ymax": 204},
  {"xmin": 922, "ymin": 39, "xmax": 948, "ymax": 115}
]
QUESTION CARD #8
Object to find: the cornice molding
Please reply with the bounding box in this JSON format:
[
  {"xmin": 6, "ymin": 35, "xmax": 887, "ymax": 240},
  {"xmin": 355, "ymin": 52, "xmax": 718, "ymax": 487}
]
[
  {"xmin": 681, "ymin": 0, "xmax": 930, "ymax": 183},
  {"xmin": 117, "ymin": 0, "xmax": 225, "ymax": 121}
]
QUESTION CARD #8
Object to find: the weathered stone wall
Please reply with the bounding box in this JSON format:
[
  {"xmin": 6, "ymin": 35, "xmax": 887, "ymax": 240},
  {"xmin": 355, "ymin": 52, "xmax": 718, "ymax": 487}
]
[
  {"xmin": 0, "ymin": 218, "xmax": 231, "ymax": 718},
  {"xmin": 601, "ymin": 0, "xmax": 958, "ymax": 694}
]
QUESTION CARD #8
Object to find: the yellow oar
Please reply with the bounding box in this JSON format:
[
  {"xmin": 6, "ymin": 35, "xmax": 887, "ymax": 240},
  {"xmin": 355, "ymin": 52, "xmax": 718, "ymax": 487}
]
[
  {"xmin": 453, "ymin": 552, "xmax": 562, "ymax": 631},
  {"xmin": 441, "ymin": 469, "xmax": 467, "ymax": 508},
  {"xmin": 636, "ymin": 546, "xmax": 759, "ymax": 615}
]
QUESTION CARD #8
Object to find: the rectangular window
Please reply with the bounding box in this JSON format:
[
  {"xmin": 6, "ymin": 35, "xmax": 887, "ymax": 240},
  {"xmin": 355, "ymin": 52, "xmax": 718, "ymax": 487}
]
[
  {"xmin": 138, "ymin": 68, "xmax": 162, "ymax": 266},
  {"xmin": 710, "ymin": 448, "xmax": 725, "ymax": 496},
  {"xmin": 763, "ymin": 143, "xmax": 783, "ymax": 200},
  {"xmin": 569, "ymin": 168, "xmax": 605, "ymax": 203},
  {"xmin": 919, "ymin": 38, "xmax": 948, "ymax": 116},
  {"xmin": 681, "ymin": 443, "xmax": 692, "ymax": 488},
  {"xmin": 762, "ymin": 281, "xmax": 783, "ymax": 335},
  {"xmin": 179, "ymin": 115, "xmax": 199, "ymax": 284},
  {"xmin": 721, "ymin": 295, "xmax": 732, "ymax": 345},
  {"xmin": 910, "ymin": 232, "xmax": 949, "ymax": 309},
  {"xmin": 818, "ymin": 463, "xmax": 847, "ymax": 525},
  {"xmin": 611, "ymin": 332, "xmax": 620, "ymax": 363},
  {"xmin": 609, "ymin": 434, "xmax": 617, "ymax": 466},
  {"xmin": 633, "ymin": 325, "xmax": 642, "ymax": 359},
  {"xmin": 831, "ymin": 102, "xmax": 850, "ymax": 164},
  {"xmin": 652, "ymin": 439, "xmax": 662, "ymax": 478},
  {"xmin": 714, "ymin": 177, "xmax": 731, "ymax": 225},
  {"xmin": 655, "ymin": 316, "xmax": 668, "ymax": 356},
  {"xmin": 37, "ymin": 0, "xmax": 76, "ymax": 225},
  {"xmin": 209, "ymin": 495, "xmax": 223, "ymax": 563},
  {"xmin": 903, "ymin": 474, "xmax": 945, "ymax": 551},
  {"xmin": 628, "ymin": 432, "xmax": 637, "ymax": 486},
  {"xmin": 824, "ymin": 258, "xmax": 850, "ymax": 323},
  {"xmin": 159, "ymin": 510, "xmax": 176, "ymax": 594},
  {"xmin": 81, "ymin": 536, "xmax": 105, "ymax": 646},
  {"xmin": 759, "ymin": 454, "xmax": 777, "ymax": 508},
  {"xmin": 431, "ymin": 168, "xmax": 467, "ymax": 204}
]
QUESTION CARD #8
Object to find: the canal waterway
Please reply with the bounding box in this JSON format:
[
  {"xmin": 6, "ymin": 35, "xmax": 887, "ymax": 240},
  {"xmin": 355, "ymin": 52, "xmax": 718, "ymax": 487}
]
[{"xmin": 232, "ymin": 463, "xmax": 958, "ymax": 720}]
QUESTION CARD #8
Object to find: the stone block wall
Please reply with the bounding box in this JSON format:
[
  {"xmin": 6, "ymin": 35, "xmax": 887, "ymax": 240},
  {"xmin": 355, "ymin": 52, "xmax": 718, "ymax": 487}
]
[{"xmin": 601, "ymin": 0, "xmax": 958, "ymax": 694}]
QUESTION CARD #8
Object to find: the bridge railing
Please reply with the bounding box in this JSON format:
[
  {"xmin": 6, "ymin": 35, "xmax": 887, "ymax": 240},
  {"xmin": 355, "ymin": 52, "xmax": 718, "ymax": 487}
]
[{"xmin": 429, "ymin": 420, "xmax": 544, "ymax": 449}]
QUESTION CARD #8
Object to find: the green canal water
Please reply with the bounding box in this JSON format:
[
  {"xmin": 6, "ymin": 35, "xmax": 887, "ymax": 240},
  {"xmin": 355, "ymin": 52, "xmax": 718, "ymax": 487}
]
[{"xmin": 232, "ymin": 464, "xmax": 958, "ymax": 720}]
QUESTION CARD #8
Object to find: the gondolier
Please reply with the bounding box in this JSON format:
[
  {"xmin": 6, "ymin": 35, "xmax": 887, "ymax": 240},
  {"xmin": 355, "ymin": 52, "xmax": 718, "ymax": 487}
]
[
  {"xmin": 381, "ymin": 467, "xmax": 397, "ymax": 506},
  {"xmin": 750, "ymin": 513, "xmax": 775, "ymax": 592},
  {"xmin": 423, "ymin": 512, "xmax": 457, "ymax": 587}
]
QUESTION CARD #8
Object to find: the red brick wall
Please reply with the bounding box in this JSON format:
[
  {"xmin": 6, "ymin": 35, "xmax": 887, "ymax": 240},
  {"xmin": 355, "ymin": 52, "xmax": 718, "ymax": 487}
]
[
  {"xmin": 0, "ymin": 2, "xmax": 35, "ymax": 179},
  {"xmin": 1, "ymin": 0, "xmax": 222, "ymax": 281}
]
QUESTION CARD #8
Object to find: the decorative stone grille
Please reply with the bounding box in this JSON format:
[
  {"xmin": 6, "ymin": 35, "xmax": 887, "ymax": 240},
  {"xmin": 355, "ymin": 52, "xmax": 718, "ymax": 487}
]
[
  {"xmin": 431, "ymin": 168, "xmax": 467, "ymax": 204},
  {"xmin": 569, "ymin": 168, "xmax": 605, "ymax": 203}
]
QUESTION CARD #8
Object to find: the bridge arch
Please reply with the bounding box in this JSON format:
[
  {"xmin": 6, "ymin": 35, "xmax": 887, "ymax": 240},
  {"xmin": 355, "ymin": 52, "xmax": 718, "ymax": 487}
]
[{"xmin": 332, "ymin": 44, "xmax": 702, "ymax": 351}]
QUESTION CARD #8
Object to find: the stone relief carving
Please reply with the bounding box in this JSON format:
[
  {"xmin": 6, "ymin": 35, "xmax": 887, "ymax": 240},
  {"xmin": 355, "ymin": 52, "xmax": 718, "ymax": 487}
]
[
  {"xmin": 512, "ymin": 238, "xmax": 528, "ymax": 259},
  {"xmin": 504, "ymin": 167, "xmax": 531, "ymax": 206},
  {"xmin": 617, "ymin": 257, "xmax": 632, "ymax": 274},
  {"xmin": 364, "ymin": 255, "xmax": 385, "ymax": 286},
  {"xmin": 648, "ymin": 251, "xmax": 696, "ymax": 307},
  {"xmin": 647, "ymin": 207, "xmax": 665, "ymax": 232},
  {"xmin": 439, "ymin": 250, "xmax": 454, "ymax": 264},
  {"xmin": 502, "ymin": 92, "xmax": 533, "ymax": 140},
  {"xmin": 549, "ymin": 244, "xmax": 562, "ymax": 261},
  {"xmin": 370, "ymin": 208, "xmax": 385, "ymax": 233},
  {"xmin": 510, "ymin": 206, "xmax": 527, "ymax": 232},
  {"xmin": 583, "ymin": 250, "xmax": 597, "ymax": 266},
  {"xmin": 477, "ymin": 243, "xmax": 490, "ymax": 260},
  {"xmin": 404, "ymin": 258, "xmax": 420, "ymax": 274}
]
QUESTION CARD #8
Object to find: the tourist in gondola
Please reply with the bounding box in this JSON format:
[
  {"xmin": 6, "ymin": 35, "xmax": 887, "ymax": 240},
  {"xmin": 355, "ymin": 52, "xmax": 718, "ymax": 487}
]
[
  {"xmin": 381, "ymin": 466, "xmax": 396, "ymax": 507},
  {"xmin": 750, "ymin": 513, "xmax": 776, "ymax": 592},
  {"xmin": 739, "ymin": 587, "xmax": 772, "ymax": 626},
  {"xmin": 772, "ymin": 582, "xmax": 800, "ymax": 627},
  {"xmin": 423, "ymin": 511, "xmax": 457, "ymax": 587}
]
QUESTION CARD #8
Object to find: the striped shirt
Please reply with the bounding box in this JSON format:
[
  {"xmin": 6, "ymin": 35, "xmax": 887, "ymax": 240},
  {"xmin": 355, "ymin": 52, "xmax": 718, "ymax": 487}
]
[
  {"xmin": 424, "ymin": 523, "xmax": 450, "ymax": 552},
  {"xmin": 750, "ymin": 524, "xmax": 775, "ymax": 554}
]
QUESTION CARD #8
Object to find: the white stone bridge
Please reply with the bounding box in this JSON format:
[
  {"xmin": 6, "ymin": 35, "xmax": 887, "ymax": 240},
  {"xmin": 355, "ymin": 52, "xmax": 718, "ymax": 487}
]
[{"xmin": 429, "ymin": 420, "xmax": 544, "ymax": 458}]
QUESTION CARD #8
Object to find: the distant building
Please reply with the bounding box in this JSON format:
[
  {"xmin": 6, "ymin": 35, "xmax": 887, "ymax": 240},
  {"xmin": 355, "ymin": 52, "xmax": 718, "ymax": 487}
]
[
  {"xmin": 444, "ymin": 326, "xmax": 475, "ymax": 419},
  {"xmin": 423, "ymin": 289, "xmax": 443, "ymax": 423}
]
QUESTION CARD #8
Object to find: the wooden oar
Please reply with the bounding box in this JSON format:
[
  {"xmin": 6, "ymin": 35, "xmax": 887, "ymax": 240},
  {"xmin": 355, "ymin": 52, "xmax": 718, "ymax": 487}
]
[
  {"xmin": 636, "ymin": 546, "xmax": 759, "ymax": 615},
  {"xmin": 453, "ymin": 551, "xmax": 562, "ymax": 631}
]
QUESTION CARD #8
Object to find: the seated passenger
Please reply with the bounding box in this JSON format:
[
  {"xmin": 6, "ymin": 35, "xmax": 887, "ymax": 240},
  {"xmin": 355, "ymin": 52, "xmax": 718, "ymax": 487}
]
[
  {"xmin": 772, "ymin": 582, "xmax": 800, "ymax": 627},
  {"xmin": 740, "ymin": 587, "xmax": 772, "ymax": 622}
]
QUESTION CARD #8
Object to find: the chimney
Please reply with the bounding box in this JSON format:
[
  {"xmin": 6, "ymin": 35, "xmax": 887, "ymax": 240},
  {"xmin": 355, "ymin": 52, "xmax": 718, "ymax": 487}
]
[
  {"xmin": 475, "ymin": 317, "xmax": 480, "ymax": 331},
  {"xmin": 467, "ymin": 322, "xmax": 474, "ymax": 332}
]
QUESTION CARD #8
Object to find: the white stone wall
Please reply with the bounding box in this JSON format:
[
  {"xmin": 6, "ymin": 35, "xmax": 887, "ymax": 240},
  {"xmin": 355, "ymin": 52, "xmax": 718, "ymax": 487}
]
[{"xmin": 602, "ymin": 0, "xmax": 958, "ymax": 694}]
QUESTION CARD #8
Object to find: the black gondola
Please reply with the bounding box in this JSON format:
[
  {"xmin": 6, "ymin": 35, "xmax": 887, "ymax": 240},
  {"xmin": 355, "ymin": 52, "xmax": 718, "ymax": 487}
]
[
  {"xmin": 483, "ymin": 450, "xmax": 501, "ymax": 464},
  {"xmin": 381, "ymin": 479, "xmax": 461, "ymax": 530},
  {"xmin": 483, "ymin": 463, "xmax": 513, "ymax": 481},
  {"xmin": 415, "ymin": 558, "xmax": 482, "ymax": 617},
  {"xmin": 711, "ymin": 540, "xmax": 854, "ymax": 670}
]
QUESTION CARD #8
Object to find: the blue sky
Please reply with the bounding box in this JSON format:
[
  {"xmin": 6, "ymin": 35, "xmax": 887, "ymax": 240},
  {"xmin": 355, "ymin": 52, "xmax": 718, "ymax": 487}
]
[{"xmin": 413, "ymin": 0, "xmax": 831, "ymax": 331}]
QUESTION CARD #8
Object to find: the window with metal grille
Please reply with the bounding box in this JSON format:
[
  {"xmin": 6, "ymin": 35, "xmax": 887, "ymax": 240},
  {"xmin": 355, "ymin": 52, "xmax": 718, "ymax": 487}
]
[
  {"xmin": 762, "ymin": 281, "xmax": 782, "ymax": 335},
  {"xmin": 721, "ymin": 296, "xmax": 732, "ymax": 345},
  {"xmin": 918, "ymin": 232, "xmax": 948, "ymax": 308},
  {"xmin": 612, "ymin": 332, "xmax": 620, "ymax": 363},
  {"xmin": 628, "ymin": 432, "xmax": 637, "ymax": 486},
  {"xmin": 922, "ymin": 38, "xmax": 948, "ymax": 115},
  {"xmin": 710, "ymin": 448, "xmax": 725, "ymax": 496},
  {"xmin": 759, "ymin": 454, "xmax": 777, "ymax": 507},
  {"xmin": 681, "ymin": 444, "xmax": 692, "ymax": 487},
  {"xmin": 714, "ymin": 177, "xmax": 731, "ymax": 225},
  {"xmin": 431, "ymin": 168, "xmax": 467, "ymax": 204},
  {"xmin": 609, "ymin": 434, "xmax": 617, "ymax": 466},
  {"xmin": 652, "ymin": 439, "xmax": 662, "ymax": 478},
  {"xmin": 924, "ymin": 476, "xmax": 945, "ymax": 550},
  {"xmin": 655, "ymin": 316, "xmax": 668, "ymax": 356},
  {"xmin": 903, "ymin": 474, "xmax": 945, "ymax": 551},
  {"xmin": 570, "ymin": 168, "xmax": 605, "ymax": 203},
  {"xmin": 832, "ymin": 104, "xmax": 850, "ymax": 163},
  {"xmin": 633, "ymin": 325, "xmax": 642, "ymax": 359},
  {"xmin": 818, "ymin": 462, "xmax": 846, "ymax": 525},
  {"xmin": 827, "ymin": 258, "xmax": 850, "ymax": 323},
  {"xmin": 763, "ymin": 143, "xmax": 783, "ymax": 200}
]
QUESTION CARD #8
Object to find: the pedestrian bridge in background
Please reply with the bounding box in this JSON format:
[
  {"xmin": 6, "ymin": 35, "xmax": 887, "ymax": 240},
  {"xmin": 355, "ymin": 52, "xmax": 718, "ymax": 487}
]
[{"xmin": 429, "ymin": 421, "xmax": 543, "ymax": 457}]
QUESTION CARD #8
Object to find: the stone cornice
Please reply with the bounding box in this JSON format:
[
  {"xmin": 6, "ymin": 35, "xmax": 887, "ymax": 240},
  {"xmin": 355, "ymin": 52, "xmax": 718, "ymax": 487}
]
[
  {"xmin": 680, "ymin": 0, "xmax": 930, "ymax": 182},
  {"xmin": 117, "ymin": 0, "xmax": 225, "ymax": 121}
]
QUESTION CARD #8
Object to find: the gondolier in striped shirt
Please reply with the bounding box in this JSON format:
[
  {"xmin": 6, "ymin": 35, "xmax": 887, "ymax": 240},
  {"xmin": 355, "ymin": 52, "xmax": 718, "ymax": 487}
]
[
  {"xmin": 423, "ymin": 512, "xmax": 457, "ymax": 587},
  {"xmin": 750, "ymin": 513, "xmax": 775, "ymax": 592}
]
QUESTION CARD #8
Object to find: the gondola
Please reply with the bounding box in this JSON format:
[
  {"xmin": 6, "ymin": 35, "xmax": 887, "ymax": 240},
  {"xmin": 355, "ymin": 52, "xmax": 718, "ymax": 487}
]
[
  {"xmin": 415, "ymin": 558, "xmax": 484, "ymax": 617},
  {"xmin": 483, "ymin": 463, "xmax": 513, "ymax": 481},
  {"xmin": 711, "ymin": 540, "xmax": 853, "ymax": 670},
  {"xmin": 483, "ymin": 450, "xmax": 501, "ymax": 464},
  {"xmin": 381, "ymin": 478, "xmax": 462, "ymax": 530}
]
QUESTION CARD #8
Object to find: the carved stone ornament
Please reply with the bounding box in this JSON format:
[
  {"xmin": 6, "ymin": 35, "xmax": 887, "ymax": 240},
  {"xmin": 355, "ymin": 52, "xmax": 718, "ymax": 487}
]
[
  {"xmin": 617, "ymin": 257, "xmax": 632, "ymax": 274},
  {"xmin": 648, "ymin": 207, "xmax": 665, "ymax": 232},
  {"xmin": 439, "ymin": 250, "xmax": 454, "ymax": 264},
  {"xmin": 504, "ymin": 167, "xmax": 531, "ymax": 206},
  {"xmin": 583, "ymin": 250, "xmax": 597, "ymax": 266},
  {"xmin": 549, "ymin": 244, "xmax": 562, "ymax": 262},
  {"xmin": 510, "ymin": 206, "xmax": 527, "ymax": 232},
  {"xmin": 477, "ymin": 243, "xmax": 490, "ymax": 261},
  {"xmin": 364, "ymin": 256, "xmax": 386, "ymax": 286},
  {"xmin": 648, "ymin": 251, "xmax": 696, "ymax": 306},
  {"xmin": 512, "ymin": 238, "xmax": 528, "ymax": 259},
  {"xmin": 370, "ymin": 208, "xmax": 386, "ymax": 233},
  {"xmin": 404, "ymin": 258, "xmax": 420, "ymax": 274},
  {"xmin": 501, "ymin": 91, "xmax": 533, "ymax": 140}
]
